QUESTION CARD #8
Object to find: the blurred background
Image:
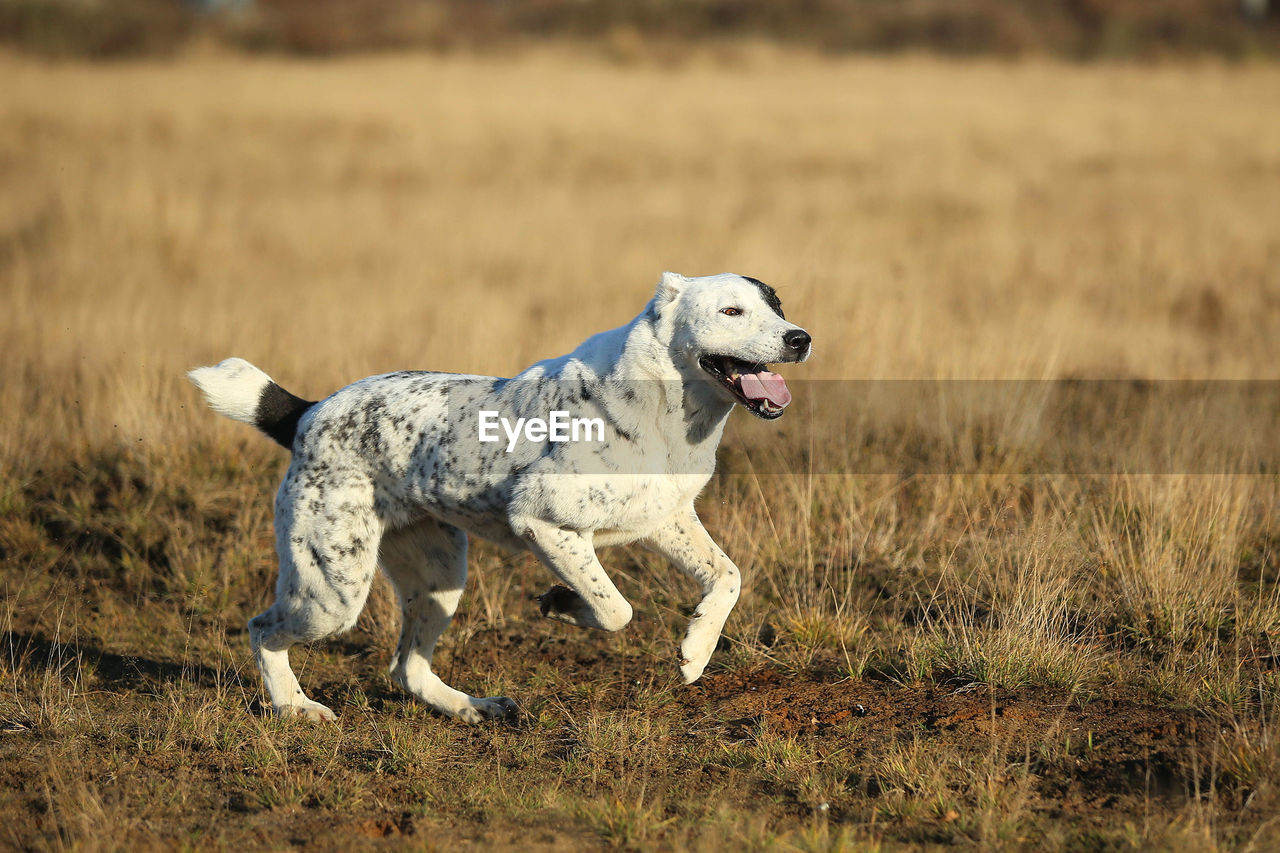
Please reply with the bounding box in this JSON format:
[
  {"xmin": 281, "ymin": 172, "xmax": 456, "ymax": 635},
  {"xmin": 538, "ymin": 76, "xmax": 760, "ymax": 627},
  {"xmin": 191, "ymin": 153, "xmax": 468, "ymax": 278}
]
[
  {"xmin": 3, "ymin": 0, "xmax": 1278, "ymax": 448},
  {"xmin": 2, "ymin": 0, "xmax": 1279, "ymax": 59}
]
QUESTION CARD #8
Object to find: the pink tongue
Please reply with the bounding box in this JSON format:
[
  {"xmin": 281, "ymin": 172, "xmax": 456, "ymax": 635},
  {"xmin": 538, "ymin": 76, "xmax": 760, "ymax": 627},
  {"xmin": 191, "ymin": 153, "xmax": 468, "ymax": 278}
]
[{"xmin": 738, "ymin": 370, "xmax": 792, "ymax": 407}]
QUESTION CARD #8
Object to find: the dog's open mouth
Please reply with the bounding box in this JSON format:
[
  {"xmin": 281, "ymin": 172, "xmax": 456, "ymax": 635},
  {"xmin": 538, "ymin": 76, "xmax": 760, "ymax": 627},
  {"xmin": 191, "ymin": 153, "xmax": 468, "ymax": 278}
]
[{"xmin": 699, "ymin": 355, "xmax": 793, "ymax": 419}]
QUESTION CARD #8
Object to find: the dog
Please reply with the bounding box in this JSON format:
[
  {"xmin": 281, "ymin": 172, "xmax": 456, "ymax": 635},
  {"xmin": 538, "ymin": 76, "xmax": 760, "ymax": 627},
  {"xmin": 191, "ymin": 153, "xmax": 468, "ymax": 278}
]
[{"xmin": 189, "ymin": 272, "xmax": 811, "ymax": 723}]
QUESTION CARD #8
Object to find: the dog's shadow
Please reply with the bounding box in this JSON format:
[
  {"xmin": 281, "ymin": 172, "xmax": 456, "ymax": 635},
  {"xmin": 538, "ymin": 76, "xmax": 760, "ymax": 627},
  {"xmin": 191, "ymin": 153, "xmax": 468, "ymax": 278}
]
[
  {"xmin": 2, "ymin": 630, "xmax": 411, "ymax": 720},
  {"xmin": 3, "ymin": 630, "xmax": 246, "ymax": 694}
]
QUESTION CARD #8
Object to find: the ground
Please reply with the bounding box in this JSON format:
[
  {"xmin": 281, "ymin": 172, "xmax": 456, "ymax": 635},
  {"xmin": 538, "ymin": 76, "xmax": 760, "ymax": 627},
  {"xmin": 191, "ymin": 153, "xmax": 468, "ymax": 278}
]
[
  {"xmin": 0, "ymin": 582, "xmax": 1254, "ymax": 850},
  {"xmin": 1, "ymin": 48, "xmax": 1279, "ymax": 850}
]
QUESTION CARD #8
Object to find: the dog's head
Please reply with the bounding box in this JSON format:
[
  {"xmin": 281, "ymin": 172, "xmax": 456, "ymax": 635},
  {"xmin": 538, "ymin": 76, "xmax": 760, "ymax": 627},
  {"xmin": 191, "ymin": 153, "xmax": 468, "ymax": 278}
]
[{"xmin": 654, "ymin": 272, "xmax": 812, "ymax": 420}]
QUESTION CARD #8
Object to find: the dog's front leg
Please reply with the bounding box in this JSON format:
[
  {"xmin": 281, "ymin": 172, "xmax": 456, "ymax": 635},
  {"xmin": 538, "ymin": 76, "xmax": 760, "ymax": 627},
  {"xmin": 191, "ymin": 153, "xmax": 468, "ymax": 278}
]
[
  {"xmin": 514, "ymin": 517, "xmax": 633, "ymax": 632},
  {"xmin": 642, "ymin": 508, "xmax": 741, "ymax": 683}
]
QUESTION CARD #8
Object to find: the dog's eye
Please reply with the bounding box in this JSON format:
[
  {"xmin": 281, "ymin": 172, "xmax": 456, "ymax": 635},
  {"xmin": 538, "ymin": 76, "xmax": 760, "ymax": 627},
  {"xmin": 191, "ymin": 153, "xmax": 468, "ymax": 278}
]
[{"xmin": 720, "ymin": 307, "xmax": 742, "ymax": 317}]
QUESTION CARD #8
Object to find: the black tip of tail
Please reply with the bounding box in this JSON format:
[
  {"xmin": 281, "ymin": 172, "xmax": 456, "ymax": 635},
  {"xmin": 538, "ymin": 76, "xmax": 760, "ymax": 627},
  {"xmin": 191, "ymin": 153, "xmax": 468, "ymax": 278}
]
[{"xmin": 256, "ymin": 383, "xmax": 317, "ymax": 449}]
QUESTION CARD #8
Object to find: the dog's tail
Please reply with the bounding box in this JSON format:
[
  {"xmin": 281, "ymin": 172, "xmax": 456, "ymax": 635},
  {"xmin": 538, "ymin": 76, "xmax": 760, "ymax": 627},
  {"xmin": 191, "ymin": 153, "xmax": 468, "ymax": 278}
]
[{"xmin": 187, "ymin": 358, "xmax": 317, "ymax": 450}]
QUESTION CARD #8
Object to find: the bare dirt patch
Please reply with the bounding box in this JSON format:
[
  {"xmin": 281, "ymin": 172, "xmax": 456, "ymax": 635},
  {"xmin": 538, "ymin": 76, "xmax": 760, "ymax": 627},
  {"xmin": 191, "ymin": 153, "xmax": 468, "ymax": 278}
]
[{"xmin": 694, "ymin": 667, "xmax": 1215, "ymax": 817}]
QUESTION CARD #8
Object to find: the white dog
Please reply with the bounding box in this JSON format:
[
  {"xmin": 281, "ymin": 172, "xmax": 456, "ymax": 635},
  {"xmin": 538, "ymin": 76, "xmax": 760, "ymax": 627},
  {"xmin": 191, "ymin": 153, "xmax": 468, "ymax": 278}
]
[{"xmin": 189, "ymin": 272, "xmax": 811, "ymax": 723}]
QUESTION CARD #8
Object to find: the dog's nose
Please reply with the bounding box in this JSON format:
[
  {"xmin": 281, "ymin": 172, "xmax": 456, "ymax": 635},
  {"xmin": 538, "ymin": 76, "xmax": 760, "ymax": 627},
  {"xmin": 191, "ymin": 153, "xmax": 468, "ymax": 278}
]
[{"xmin": 783, "ymin": 329, "xmax": 811, "ymax": 353}]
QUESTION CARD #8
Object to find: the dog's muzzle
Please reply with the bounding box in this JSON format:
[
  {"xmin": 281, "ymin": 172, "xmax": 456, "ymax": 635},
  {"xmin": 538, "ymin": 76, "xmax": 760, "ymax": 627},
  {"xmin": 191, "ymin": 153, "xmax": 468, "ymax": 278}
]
[{"xmin": 783, "ymin": 329, "xmax": 812, "ymax": 362}]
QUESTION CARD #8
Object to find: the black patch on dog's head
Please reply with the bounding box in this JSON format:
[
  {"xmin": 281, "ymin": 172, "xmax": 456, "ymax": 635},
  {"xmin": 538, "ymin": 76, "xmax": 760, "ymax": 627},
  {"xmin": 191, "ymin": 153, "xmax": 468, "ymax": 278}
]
[{"xmin": 742, "ymin": 276, "xmax": 784, "ymax": 319}]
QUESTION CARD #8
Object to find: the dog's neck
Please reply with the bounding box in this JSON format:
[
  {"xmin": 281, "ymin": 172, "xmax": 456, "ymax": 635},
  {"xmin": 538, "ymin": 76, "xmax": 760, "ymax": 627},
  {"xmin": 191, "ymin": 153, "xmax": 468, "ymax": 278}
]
[
  {"xmin": 516, "ymin": 301, "xmax": 737, "ymax": 459},
  {"xmin": 613, "ymin": 302, "xmax": 736, "ymax": 449}
]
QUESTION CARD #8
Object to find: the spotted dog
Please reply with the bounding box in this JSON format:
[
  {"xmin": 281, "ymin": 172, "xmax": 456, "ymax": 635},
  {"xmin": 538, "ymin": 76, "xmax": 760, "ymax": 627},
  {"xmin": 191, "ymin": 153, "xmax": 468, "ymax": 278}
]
[{"xmin": 189, "ymin": 272, "xmax": 811, "ymax": 723}]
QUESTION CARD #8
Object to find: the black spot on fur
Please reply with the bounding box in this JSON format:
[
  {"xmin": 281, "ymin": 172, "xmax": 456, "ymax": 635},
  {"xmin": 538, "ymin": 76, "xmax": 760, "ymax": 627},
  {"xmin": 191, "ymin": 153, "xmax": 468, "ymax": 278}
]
[
  {"xmin": 256, "ymin": 382, "xmax": 317, "ymax": 449},
  {"xmin": 742, "ymin": 276, "xmax": 785, "ymax": 319}
]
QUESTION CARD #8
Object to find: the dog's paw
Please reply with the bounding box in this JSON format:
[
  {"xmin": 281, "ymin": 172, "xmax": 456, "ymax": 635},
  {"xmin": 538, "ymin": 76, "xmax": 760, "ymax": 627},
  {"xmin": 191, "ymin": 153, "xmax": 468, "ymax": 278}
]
[
  {"xmin": 679, "ymin": 656, "xmax": 709, "ymax": 684},
  {"xmin": 275, "ymin": 699, "xmax": 336, "ymax": 722},
  {"xmin": 537, "ymin": 584, "xmax": 587, "ymax": 624},
  {"xmin": 454, "ymin": 696, "xmax": 519, "ymax": 724},
  {"xmin": 678, "ymin": 636, "xmax": 718, "ymax": 684}
]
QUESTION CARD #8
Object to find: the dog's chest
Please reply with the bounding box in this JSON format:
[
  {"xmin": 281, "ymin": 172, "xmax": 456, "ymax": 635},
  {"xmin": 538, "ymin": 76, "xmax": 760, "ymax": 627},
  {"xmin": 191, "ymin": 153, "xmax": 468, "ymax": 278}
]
[{"xmin": 522, "ymin": 469, "xmax": 709, "ymax": 539}]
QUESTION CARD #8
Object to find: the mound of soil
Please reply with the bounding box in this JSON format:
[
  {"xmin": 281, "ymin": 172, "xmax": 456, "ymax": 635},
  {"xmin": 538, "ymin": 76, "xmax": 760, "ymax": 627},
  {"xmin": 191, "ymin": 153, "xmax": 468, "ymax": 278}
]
[{"xmin": 690, "ymin": 667, "xmax": 1214, "ymax": 813}]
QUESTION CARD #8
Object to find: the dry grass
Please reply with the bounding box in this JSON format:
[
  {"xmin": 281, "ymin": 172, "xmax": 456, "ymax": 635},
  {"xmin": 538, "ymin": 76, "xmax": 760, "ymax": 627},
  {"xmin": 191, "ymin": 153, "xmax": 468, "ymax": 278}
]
[{"xmin": 2, "ymin": 47, "xmax": 1279, "ymax": 850}]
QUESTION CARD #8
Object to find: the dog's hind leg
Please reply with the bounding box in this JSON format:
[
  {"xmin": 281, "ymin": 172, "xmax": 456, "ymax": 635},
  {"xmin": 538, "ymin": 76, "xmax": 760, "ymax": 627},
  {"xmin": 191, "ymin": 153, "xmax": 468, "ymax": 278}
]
[
  {"xmin": 249, "ymin": 485, "xmax": 383, "ymax": 722},
  {"xmin": 642, "ymin": 508, "xmax": 741, "ymax": 684},
  {"xmin": 515, "ymin": 517, "xmax": 633, "ymax": 633},
  {"xmin": 380, "ymin": 520, "xmax": 517, "ymax": 723}
]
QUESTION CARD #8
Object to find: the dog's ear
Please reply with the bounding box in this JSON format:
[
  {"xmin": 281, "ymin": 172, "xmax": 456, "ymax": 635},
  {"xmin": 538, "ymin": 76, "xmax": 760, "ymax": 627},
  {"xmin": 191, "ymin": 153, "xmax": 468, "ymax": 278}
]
[{"xmin": 654, "ymin": 271, "xmax": 688, "ymax": 311}]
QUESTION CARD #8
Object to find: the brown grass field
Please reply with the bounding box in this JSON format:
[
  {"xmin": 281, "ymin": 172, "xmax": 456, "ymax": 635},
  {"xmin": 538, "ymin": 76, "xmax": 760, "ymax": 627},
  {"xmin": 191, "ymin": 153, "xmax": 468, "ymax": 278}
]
[{"xmin": 1, "ymin": 46, "xmax": 1279, "ymax": 850}]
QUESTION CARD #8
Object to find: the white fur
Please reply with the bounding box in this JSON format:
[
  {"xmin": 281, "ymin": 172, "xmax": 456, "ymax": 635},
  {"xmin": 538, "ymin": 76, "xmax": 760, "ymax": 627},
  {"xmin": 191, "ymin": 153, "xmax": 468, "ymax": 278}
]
[
  {"xmin": 187, "ymin": 358, "xmax": 272, "ymax": 424},
  {"xmin": 191, "ymin": 272, "xmax": 811, "ymax": 723}
]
